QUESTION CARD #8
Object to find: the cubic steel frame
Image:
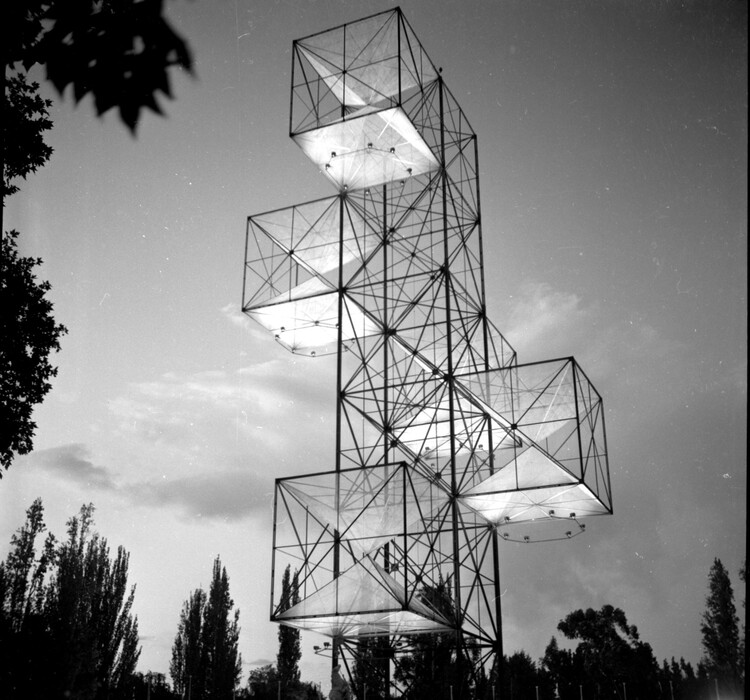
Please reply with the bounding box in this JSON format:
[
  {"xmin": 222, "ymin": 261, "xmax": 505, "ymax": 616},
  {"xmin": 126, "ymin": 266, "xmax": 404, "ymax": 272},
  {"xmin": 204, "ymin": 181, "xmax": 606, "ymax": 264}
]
[{"xmin": 242, "ymin": 8, "xmax": 612, "ymax": 697}]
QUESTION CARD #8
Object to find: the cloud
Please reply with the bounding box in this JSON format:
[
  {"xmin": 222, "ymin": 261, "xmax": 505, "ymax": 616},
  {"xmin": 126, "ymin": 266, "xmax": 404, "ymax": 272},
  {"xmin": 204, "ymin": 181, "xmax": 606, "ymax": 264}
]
[
  {"xmin": 125, "ymin": 469, "xmax": 275, "ymax": 522},
  {"xmin": 221, "ymin": 303, "xmax": 256, "ymax": 332},
  {"xmin": 220, "ymin": 303, "xmax": 277, "ymax": 347},
  {"xmin": 108, "ymin": 362, "xmax": 332, "ymax": 443},
  {"xmin": 501, "ymin": 282, "xmax": 595, "ymax": 361},
  {"xmin": 87, "ymin": 360, "xmax": 336, "ymax": 522},
  {"xmin": 21, "ymin": 441, "xmax": 275, "ymax": 523},
  {"xmin": 25, "ymin": 444, "xmax": 118, "ymax": 491},
  {"xmin": 499, "ymin": 281, "xmax": 714, "ymax": 418}
]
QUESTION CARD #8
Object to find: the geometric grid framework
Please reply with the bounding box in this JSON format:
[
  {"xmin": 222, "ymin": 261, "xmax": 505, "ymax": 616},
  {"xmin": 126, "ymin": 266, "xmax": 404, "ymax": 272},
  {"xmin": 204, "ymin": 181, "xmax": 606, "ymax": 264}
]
[
  {"xmin": 242, "ymin": 7, "xmax": 612, "ymax": 696},
  {"xmin": 271, "ymin": 464, "xmax": 455, "ymax": 639},
  {"xmin": 456, "ymin": 358, "xmax": 612, "ymax": 533}
]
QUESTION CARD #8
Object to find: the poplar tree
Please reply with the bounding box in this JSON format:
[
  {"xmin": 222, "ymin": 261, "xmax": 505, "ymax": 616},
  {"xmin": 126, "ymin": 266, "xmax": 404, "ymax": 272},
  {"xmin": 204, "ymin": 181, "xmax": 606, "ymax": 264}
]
[
  {"xmin": 170, "ymin": 556, "xmax": 241, "ymax": 699},
  {"xmin": 171, "ymin": 589, "xmax": 207, "ymax": 698},
  {"xmin": 277, "ymin": 565, "xmax": 301, "ymax": 688},
  {"xmin": 0, "ymin": 500, "xmax": 140, "ymax": 699},
  {"xmin": 44, "ymin": 504, "xmax": 141, "ymax": 698},
  {"xmin": 202, "ymin": 558, "xmax": 241, "ymax": 699},
  {"xmin": 700, "ymin": 558, "xmax": 742, "ymax": 688},
  {"xmin": 0, "ymin": 499, "xmax": 57, "ymax": 698}
]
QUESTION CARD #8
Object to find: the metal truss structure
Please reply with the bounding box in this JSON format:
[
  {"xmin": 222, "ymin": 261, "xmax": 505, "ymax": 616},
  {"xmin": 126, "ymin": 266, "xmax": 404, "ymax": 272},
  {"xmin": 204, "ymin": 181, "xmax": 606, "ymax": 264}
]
[{"xmin": 242, "ymin": 8, "xmax": 612, "ymax": 697}]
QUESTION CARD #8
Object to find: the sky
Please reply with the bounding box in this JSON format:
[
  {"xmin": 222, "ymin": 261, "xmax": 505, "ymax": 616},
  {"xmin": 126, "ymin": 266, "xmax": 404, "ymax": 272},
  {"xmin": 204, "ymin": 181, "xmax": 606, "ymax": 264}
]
[{"xmin": 2, "ymin": 0, "xmax": 746, "ymax": 691}]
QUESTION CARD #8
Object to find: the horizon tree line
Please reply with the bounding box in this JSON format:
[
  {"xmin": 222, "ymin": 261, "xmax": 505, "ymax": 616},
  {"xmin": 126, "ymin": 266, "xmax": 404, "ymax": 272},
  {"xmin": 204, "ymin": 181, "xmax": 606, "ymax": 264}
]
[{"xmin": 0, "ymin": 498, "xmax": 744, "ymax": 699}]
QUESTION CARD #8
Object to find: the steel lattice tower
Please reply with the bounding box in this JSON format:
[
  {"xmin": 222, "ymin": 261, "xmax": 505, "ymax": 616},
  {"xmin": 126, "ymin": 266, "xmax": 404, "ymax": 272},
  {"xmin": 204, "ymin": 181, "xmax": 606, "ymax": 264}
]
[{"xmin": 242, "ymin": 8, "xmax": 612, "ymax": 697}]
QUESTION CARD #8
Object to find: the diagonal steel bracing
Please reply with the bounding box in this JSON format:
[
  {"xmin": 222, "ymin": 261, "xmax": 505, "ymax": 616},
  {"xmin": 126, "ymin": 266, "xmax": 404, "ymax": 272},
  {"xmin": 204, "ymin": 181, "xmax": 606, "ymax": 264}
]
[{"xmin": 242, "ymin": 8, "xmax": 612, "ymax": 697}]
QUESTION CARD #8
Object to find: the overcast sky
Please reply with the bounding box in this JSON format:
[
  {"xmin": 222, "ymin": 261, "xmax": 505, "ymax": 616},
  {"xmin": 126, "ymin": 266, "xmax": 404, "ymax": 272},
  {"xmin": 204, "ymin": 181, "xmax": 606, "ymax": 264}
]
[{"xmin": 2, "ymin": 0, "xmax": 746, "ymax": 690}]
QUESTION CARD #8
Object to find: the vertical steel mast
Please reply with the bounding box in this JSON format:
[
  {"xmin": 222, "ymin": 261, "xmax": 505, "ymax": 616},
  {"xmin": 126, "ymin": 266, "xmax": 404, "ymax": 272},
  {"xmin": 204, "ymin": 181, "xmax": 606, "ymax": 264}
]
[{"xmin": 243, "ymin": 8, "xmax": 612, "ymax": 697}]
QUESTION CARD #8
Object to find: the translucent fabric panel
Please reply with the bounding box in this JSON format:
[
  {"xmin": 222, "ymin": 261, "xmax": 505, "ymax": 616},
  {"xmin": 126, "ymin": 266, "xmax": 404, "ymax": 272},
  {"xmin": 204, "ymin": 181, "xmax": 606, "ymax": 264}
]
[
  {"xmin": 394, "ymin": 390, "xmax": 492, "ymax": 458},
  {"xmin": 248, "ymin": 196, "xmax": 381, "ymax": 287},
  {"xmin": 510, "ymin": 362, "xmax": 578, "ymax": 442},
  {"xmin": 295, "ymin": 10, "xmax": 438, "ymax": 114},
  {"xmin": 251, "ymin": 199, "xmax": 335, "ymax": 256},
  {"xmin": 297, "ymin": 13, "xmax": 398, "ymax": 108},
  {"xmin": 244, "ymin": 214, "xmax": 330, "ymax": 312},
  {"xmin": 338, "ymin": 467, "xmax": 448, "ymax": 548},
  {"xmin": 293, "ymin": 107, "xmax": 439, "ymax": 190},
  {"xmin": 278, "ymin": 609, "xmax": 451, "ymax": 639},
  {"xmin": 458, "ymin": 440, "xmax": 611, "ymax": 525},
  {"xmin": 299, "ymin": 46, "xmax": 398, "ymax": 112},
  {"xmin": 247, "ymin": 291, "xmax": 380, "ymax": 356},
  {"xmin": 278, "ymin": 555, "xmax": 452, "ymax": 638},
  {"xmin": 244, "ymin": 243, "xmax": 331, "ymax": 311},
  {"xmin": 281, "ymin": 478, "xmax": 399, "ymax": 558},
  {"xmin": 280, "ymin": 557, "xmax": 396, "ymax": 621},
  {"xmin": 456, "ymin": 359, "xmax": 578, "ymax": 446},
  {"xmin": 278, "ymin": 464, "xmax": 450, "ymax": 558},
  {"xmin": 459, "ymin": 481, "xmax": 610, "ymax": 526},
  {"xmin": 464, "ymin": 445, "xmax": 578, "ymax": 495}
]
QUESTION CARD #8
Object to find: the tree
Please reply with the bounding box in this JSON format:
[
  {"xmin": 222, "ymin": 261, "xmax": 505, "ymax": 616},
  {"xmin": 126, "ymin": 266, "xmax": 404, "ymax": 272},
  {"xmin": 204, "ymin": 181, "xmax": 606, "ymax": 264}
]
[
  {"xmin": 2, "ymin": 0, "xmax": 195, "ymax": 475},
  {"xmin": 541, "ymin": 637, "xmax": 586, "ymax": 700},
  {"xmin": 653, "ymin": 655, "xmax": 706, "ymax": 700},
  {"xmin": 552, "ymin": 605, "xmax": 659, "ymax": 699},
  {"xmin": 0, "ymin": 500, "xmax": 140, "ymax": 699},
  {"xmin": 202, "ymin": 558, "xmax": 242, "ymax": 699},
  {"xmin": 132, "ymin": 671, "xmax": 178, "ymax": 700},
  {"xmin": 700, "ymin": 558, "xmax": 742, "ymax": 690},
  {"xmin": 739, "ymin": 560, "xmax": 746, "ymax": 684},
  {"xmin": 352, "ymin": 635, "xmax": 390, "ymax": 700},
  {"xmin": 171, "ymin": 588, "xmax": 207, "ymax": 698},
  {"xmin": 2, "ymin": 73, "xmax": 53, "ymax": 199},
  {"xmin": 394, "ymin": 574, "xmax": 470, "ymax": 699},
  {"xmin": 44, "ymin": 503, "xmax": 141, "ymax": 699},
  {"xmin": 246, "ymin": 665, "xmax": 280, "ymax": 699},
  {"xmin": 3, "ymin": 0, "xmax": 193, "ymax": 134},
  {"xmin": 0, "ymin": 498, "xmax": 57, "ymax": 698},
  {"xmin": 0, "ymin": 498, "xmax": 56, "ymax": 630},
  {"xmin": 170, "ymin": 556, "xmax": 241, "ymax": 699},
  {"xmin": 503, "ymin": 651, "xmax": 543, "ymax": 700},
  {"xmin": 277, "ymin": 565, "xmax": 301, "ymax": 689},
  {"xmin": 0, "ymin": 230, "xmax": 67, "ymax": 475}
]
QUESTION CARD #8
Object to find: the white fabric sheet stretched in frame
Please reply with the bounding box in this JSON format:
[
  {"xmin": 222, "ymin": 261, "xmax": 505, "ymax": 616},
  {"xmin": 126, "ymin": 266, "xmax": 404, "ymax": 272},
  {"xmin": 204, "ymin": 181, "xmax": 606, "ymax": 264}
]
[
  {"xmin": 247, "ymin": 290, "xmax": 380, "ymax": 355},
  {"xmin": 278, "ymin": 555, "xmax": 452, "ymax": 638},
  {"xmin": 294, "ymin": 107, "xmax": 439, "ymax": 190}
]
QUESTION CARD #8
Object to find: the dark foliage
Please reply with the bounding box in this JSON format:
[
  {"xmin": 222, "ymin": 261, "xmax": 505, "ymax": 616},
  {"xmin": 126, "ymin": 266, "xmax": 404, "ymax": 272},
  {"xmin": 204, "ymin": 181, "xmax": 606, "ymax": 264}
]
[
  {"xmin": 0, "ymin": 231, "xmax": 67, "ymax": 474},
  {"xmin": 394, "ymin": 574, "xmax": 474, "ymax": 699},
  {"xmin": 0, "ymin": 498, "xmax": 56, "ymax": 696},
  {"xmin": 700, "ymin": 558, "xmax": 743, "ymax": 692},
  {"xmin": 244, "ymin": 664, "xmax": 323, "ymax": 700},
  {"xmin": 4, "ymin": 0, "xmax": 193, "ymax": 132},
  {"xmin": 0, "ymin": 500, "xmax": 141, "ymax": 699},
  {"xmin": 2, "ymin": 74, "xmax": 53, "ymax": 198},
  {"xmin": 544, "ymin": 605, "xmax": 659, "ymax": 699},
  {"xmin": 277, "ymin": 565, "xmax": 302, "ymax": 688},
  {"xmin": 501, "ymin": 651, "xmax": 545, "ymax": 700},
  {"xmin": 352, "ymin": 635, "xmax": 390, "ymax": 699},
  {"xmin": 170, "ymin": 556, "xmax": 241, "ymax": 699},
  {"xmin": 171, "ymin": 587, "xmax": 207, "ymax": 697},
  {"xmin": 132, "ymin": 671, "xmax": 179, "ymax": 700},
  {"xmin": 1, "ymin": 3, "xmax": 194, "ymax": 474},
  {"xmin": 246, "ymin": 664, "xmax": 279, "ymax": 698}
]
